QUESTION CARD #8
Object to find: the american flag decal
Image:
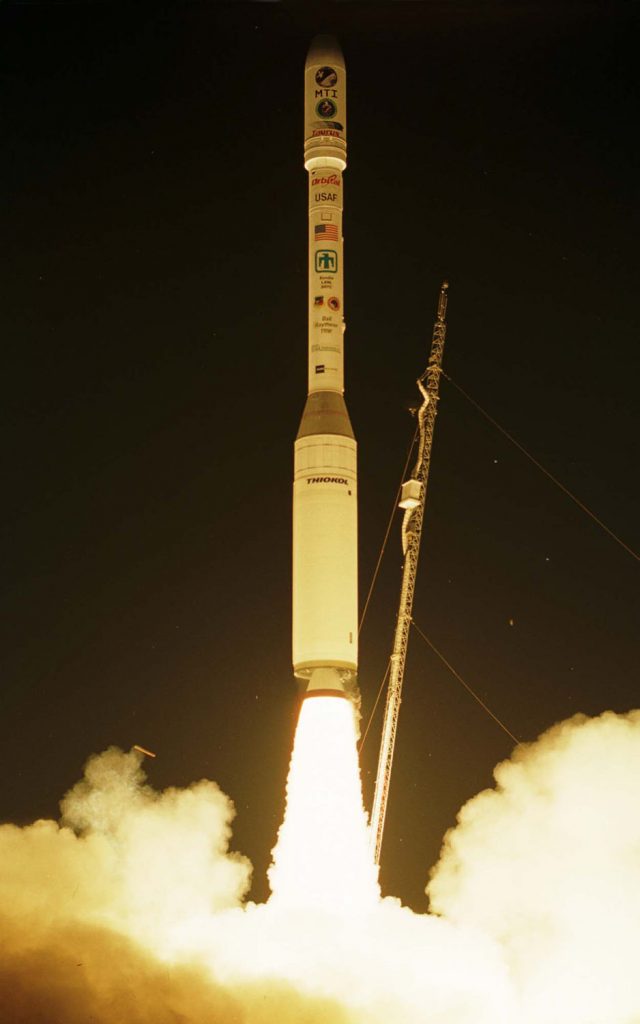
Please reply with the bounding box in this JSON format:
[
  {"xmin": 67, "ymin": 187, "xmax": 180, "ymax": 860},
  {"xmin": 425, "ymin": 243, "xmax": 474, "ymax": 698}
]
[{"xmin": 314, "ymin": 223, "xmax": 339, "ymax": 241}]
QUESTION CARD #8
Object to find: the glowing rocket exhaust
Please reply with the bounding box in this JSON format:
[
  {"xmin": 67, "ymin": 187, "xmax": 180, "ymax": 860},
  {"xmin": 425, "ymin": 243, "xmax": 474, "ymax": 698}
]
[{"xmin": 292, "ymin": 37, "xmax": 356, "ymax": 700}]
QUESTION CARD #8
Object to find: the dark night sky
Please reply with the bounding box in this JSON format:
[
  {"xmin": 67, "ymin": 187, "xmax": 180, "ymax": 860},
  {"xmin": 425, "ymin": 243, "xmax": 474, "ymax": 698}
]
[{"xmin": 1, "ymin": 1, "xmax": 638, "ymax": 910}]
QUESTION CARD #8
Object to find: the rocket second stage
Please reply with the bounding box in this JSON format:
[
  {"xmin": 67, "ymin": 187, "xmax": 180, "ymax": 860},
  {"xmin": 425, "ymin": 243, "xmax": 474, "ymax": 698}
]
[{"xmin": 293, "ymin": 36, "xmax": 357, "ymax": 699}]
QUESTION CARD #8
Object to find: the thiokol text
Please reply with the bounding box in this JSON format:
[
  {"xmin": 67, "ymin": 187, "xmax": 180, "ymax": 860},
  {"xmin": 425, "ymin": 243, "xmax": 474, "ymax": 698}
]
[{"xmin": 306, "ymin": 477, "xmax": 349, "ymax": 486}]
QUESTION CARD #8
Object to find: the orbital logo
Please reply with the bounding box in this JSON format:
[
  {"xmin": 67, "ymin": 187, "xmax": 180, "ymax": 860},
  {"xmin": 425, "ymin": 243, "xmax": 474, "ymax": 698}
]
[
  {"xmin": 315, "ymin": 66, "xmax": 337, "ymax": 88},
  {"xmin": 316, "ymin": 99, "xmax": 337, "ymax": 120},
  {"xmin": 311, "ymin": 174, "xmax": 341, "ymax": 187}
]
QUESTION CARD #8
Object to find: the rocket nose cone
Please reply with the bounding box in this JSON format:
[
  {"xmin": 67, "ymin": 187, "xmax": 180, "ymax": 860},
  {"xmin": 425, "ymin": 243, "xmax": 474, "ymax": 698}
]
[{"xmin": 305, "ymin": 34, "xmax": 345, "ymax": 71}]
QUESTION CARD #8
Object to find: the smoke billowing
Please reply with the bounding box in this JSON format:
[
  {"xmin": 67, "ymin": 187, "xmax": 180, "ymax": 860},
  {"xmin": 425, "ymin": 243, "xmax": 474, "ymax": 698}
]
[
  {"xmin": 1, "ymin": 708, "xmax": 639, "ymax": 1023},
  {"xmin": 429, "ymin": 709, "xmax": 640, "ymax": 1024}
]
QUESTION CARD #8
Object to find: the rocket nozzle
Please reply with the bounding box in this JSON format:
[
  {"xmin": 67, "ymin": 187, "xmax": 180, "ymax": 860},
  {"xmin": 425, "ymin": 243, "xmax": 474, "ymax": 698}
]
[{"xmin": 304, "ymin": 667, "xmax": 348, "ymax": 699}]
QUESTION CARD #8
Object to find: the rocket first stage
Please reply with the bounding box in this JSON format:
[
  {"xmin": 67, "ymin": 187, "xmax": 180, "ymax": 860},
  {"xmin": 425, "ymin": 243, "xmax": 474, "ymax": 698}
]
[{"xmin": 293, "ymin": 36, "xmax": 357, "ymax": 699}]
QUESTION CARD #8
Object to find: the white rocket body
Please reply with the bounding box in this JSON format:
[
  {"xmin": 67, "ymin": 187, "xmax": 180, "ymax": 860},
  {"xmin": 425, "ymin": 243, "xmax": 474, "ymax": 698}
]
[{"xmin": 293, "ymin": 37, "xmax": 357, "ymax": 698}]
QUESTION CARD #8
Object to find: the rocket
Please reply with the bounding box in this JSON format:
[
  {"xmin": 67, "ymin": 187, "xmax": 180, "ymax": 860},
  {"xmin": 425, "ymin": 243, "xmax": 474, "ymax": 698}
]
[{"xmin": 292, "ymin": 36, "xmax": 357, "ymax": 700}]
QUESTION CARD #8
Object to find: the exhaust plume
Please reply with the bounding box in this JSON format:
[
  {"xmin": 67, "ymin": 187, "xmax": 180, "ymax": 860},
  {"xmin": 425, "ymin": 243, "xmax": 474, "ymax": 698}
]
[{"xmin": 1, "ymin": 707, "xmax": 639, "ymax": 1023}]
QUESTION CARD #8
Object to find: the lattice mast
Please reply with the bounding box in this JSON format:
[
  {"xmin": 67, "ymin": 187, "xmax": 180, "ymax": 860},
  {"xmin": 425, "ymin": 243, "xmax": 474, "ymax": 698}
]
[{"xmin": 369, "ymin": 281, "xmax": 449, "ymax": 866}]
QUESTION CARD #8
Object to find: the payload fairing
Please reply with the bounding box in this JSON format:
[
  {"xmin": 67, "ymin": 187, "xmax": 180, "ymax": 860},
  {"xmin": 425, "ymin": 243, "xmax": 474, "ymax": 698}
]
[{"xmin": 292, "ymin": 37, "xmax": 357, "ymax": 699}]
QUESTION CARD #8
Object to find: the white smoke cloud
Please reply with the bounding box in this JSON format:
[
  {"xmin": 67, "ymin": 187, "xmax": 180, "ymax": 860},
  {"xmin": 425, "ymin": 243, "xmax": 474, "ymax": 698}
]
[
  {"xmin": 0, "ymin": 746, "xmax": 347, "ymax": 1023},
  {"xmin": 0, "ymin": 747, "xmax": 251, "ymax": 954},
  {"xmin": 61, "ymin": 747, "xmax": 252, "ymax": 948},
  {"xmin": 428, "ymin": 710, "xmax": 640, "ymax": 1024},
  {"xmin": 1, "ymin": 708, "xmax": 639, "ymax": 1023}
]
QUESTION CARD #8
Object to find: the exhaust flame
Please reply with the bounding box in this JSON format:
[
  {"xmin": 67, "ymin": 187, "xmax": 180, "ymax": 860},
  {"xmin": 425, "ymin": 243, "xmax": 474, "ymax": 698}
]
[
  {"xmin": 268, "ymin": 695, "xmax": 380, "ymax": 911},
  {"xmin": 1, "ymin": 705, "xmax": 640, "ymax": 1023}
]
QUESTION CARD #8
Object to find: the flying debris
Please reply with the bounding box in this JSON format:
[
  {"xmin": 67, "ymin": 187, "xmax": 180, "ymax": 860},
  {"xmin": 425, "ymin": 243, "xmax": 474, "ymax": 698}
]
[
  {"xmin": 133, "ymin": 745, "xmax": 156, "ymax": 758},
  {"xmin": 293, "ymin": 37, "xmax": 356, "ymax": 701}
]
